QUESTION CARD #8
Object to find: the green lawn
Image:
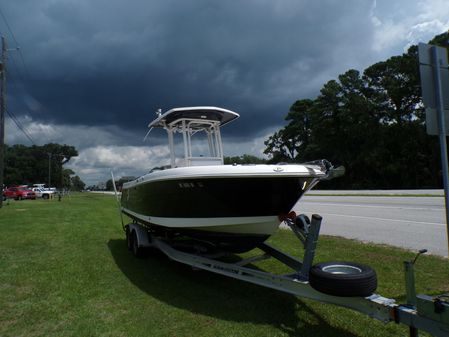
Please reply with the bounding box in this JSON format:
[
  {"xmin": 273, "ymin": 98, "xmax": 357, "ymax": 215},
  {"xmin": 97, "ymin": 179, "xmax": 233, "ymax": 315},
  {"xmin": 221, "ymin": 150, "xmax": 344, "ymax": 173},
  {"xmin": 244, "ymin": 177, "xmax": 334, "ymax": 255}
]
[{"xmin": 0, "ymin": 193, "xmax": 447, "ymax": 337}]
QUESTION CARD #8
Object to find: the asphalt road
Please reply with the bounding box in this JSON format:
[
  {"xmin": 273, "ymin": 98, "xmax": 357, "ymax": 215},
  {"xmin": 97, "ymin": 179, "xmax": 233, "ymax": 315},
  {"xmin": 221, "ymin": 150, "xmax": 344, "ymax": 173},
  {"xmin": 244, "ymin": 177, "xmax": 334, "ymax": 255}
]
[{"xmin": 291, "ymin": 195, "xmax": 448, "ymax": 257}]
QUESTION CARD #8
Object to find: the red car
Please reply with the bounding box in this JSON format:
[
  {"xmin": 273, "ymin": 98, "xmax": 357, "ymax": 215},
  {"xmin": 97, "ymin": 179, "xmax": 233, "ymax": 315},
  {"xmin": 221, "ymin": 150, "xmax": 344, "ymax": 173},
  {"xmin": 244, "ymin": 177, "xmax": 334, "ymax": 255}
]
[{"xmin": 3, "ymin": 186, "xmax": 36, "ymax": 200}]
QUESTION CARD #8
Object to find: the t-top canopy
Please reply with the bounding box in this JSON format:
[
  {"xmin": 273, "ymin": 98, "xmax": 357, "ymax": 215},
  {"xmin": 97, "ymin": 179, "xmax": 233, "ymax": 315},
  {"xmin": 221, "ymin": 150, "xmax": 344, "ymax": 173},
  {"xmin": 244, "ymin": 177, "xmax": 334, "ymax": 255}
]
[{"xmin": 148, "ymin": 106, "xmax": 239, "ymax": 128}]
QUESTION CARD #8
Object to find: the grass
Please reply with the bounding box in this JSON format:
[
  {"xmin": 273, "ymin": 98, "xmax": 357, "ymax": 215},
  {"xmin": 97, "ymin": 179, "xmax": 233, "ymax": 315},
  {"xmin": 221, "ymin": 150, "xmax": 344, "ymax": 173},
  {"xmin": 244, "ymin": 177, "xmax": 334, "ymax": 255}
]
[{"xmin": 0, "ymin": 193, "xmax": 448, "ymax": 337}]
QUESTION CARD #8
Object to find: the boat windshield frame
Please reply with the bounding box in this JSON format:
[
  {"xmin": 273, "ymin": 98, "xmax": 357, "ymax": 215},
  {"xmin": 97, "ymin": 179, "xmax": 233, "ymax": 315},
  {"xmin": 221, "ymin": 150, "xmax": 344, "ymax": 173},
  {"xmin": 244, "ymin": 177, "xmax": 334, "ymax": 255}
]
[
  {"xmin": 147, "ymin": 107, "xmax": 239, "ymax": 168},
  {"xmin": 166, "ymin": 118, "xmax": 224, "ymax": 167}
]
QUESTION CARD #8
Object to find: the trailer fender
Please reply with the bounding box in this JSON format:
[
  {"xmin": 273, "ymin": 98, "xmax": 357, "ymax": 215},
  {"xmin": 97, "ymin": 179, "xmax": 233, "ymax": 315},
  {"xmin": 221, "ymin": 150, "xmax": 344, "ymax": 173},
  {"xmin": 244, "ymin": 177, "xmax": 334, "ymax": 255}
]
[{"xmin": 127, "ymin": 223, "xmax": 152, "ymax": 248}]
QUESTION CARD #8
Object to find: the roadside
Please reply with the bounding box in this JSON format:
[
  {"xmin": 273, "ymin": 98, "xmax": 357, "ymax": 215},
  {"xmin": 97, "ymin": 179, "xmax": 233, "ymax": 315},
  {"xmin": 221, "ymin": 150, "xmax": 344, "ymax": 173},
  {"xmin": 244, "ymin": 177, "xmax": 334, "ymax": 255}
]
[
  {"xmin": 294, "ymin": 194, "xmax": 448, "ymax": 257},
  {"xmin": 89, "ymin": 190, "xmax": 120, "ymax": 195},
  {"xmin": 92, "ymin": 189, "xmax": 445, "ymax": 197},
  {"xmin": 307, "ymin": 189, "xmax": 444, "ymax": 196}
]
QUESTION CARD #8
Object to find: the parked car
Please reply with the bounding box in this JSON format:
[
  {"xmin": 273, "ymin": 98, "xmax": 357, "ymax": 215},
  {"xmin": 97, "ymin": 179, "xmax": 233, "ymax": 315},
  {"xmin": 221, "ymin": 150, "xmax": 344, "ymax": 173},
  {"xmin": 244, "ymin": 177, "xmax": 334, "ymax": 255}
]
[
  {"xmin": 31, "ymin": 187, "xmax": 54, "ymax": 199},
  {"xmin": 3, "ymin": 186, "xmax": 36, "ymax": 200}
]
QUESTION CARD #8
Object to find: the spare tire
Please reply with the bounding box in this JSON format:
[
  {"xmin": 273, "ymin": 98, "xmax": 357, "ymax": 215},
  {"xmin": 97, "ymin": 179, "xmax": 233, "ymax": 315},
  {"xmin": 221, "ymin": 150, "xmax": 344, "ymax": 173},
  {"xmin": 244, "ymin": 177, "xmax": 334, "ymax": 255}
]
[{"xmin": 309, "ymin": 261, "xmax": 377, "ymax": 297}]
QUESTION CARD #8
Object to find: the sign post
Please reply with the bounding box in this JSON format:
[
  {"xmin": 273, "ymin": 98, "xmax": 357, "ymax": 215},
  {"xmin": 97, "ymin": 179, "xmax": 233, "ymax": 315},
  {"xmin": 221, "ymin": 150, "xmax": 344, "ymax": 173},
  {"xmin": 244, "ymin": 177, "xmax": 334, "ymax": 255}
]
[
  {"xmin": 0, "ymin": 37, "xmax": 6, "ymax": 209},
  {"xmin": 419, "ymin": 43, "xmax": 449, "ymax": 256}
]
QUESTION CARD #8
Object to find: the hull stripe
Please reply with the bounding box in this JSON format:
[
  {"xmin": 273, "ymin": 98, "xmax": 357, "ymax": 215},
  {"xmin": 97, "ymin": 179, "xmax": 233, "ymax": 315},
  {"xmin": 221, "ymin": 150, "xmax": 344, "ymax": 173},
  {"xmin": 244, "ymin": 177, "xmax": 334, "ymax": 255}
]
[{"xmin": 122, "ymin": 207, "xmax": 280, "ymax": 235}]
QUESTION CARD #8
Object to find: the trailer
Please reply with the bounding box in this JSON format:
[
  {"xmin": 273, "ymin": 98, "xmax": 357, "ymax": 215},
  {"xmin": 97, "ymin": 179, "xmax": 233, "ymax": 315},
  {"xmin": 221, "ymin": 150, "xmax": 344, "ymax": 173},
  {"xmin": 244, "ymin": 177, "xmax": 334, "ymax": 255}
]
[{"xmin": 120, "ymin": 212, "xmax": 449, "ymax": 337}]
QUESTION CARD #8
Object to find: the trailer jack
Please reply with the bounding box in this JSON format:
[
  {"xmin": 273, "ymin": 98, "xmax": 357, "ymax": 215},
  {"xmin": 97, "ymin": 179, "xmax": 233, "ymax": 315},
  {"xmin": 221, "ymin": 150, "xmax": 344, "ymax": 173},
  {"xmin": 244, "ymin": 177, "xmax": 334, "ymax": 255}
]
[{"xmin": 391, "ymin": 249, "xmax": 449, "ymax": 337}]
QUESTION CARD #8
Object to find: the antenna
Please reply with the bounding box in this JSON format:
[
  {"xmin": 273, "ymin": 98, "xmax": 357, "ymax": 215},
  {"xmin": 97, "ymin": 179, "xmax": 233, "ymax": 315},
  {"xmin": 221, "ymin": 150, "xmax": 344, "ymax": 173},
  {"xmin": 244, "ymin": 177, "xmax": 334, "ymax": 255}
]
[
  {"xmin": 143, "ymin": 108, "xmax": 162, "ymax": 142},
  {"xmin": 143, "ymin": 127, "xmax": 153, "ymax": 142}
]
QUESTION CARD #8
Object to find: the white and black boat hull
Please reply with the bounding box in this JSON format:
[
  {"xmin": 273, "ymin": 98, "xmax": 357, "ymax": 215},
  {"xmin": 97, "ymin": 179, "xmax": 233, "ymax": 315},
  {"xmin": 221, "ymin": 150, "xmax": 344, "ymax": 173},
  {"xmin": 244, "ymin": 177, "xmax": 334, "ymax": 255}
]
[{"xmin": 121, "ymin": 166, "xmax": 322, "ymax": 252}]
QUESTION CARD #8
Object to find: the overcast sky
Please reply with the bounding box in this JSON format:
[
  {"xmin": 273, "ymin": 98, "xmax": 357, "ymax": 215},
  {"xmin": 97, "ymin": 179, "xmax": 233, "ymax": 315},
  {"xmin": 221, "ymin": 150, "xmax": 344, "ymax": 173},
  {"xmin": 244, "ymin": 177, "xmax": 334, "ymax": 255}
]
[{"xmin": 1, "ymin": 0, "xmax": 448, "ymax": 185}]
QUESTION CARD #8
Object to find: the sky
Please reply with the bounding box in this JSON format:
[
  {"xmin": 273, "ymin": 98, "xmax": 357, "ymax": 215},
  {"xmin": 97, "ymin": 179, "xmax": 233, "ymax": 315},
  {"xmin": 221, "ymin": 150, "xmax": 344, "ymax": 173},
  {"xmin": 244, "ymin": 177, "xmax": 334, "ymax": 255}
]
[{"xmin": 1, "ymin": 0, "xmax": 448, "ymax": 186}]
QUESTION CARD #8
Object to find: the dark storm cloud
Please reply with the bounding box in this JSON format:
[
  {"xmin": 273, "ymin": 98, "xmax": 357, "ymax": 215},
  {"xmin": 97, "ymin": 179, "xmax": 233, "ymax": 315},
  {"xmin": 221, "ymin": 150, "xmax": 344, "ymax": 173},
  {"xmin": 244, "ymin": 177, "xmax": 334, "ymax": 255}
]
[{"xmin": 2, "ymin": 0, "xmax": 379, "ymax": 143}]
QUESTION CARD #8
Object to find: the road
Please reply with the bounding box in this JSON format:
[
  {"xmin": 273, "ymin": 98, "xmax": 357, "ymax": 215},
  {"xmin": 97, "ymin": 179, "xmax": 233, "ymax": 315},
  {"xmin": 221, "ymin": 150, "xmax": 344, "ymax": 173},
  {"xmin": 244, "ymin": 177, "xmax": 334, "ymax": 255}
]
[
  {"xmin": 290, "ymin": 195, "xmax": 448, "ymax": 257},
  {"xmin": 95, "ymin": 190, "xmax": 448, "ymax": 256}
]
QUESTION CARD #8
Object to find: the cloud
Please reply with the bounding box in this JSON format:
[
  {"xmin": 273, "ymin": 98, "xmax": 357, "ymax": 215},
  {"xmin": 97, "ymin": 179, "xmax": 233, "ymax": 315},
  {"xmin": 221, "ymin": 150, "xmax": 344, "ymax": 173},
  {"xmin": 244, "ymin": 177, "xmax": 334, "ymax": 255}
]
[
  {"xmin": 66, "ymin": 145, "xmax": 170, "ymax": 184},
  {"xmin": 6, "ymin": 115, "xmax": 272, "ymax": 185},
  {"xmin": 4, "ymin": 0, "xmax": 380, "ymax": 134},
  {"xmin": 5, "ymin": 114, "xmax": 147, "ymax": 148},
  {"xmin": 370, "ymin": 0, "xmax": 449, "ymax": 53},
  {"xmin": 66, "ymin": 133, "xmax": 274, "ymax": 185},
  {"xmin": 2, "ymin": 0, "xmax": 448, "ymax": 185}
]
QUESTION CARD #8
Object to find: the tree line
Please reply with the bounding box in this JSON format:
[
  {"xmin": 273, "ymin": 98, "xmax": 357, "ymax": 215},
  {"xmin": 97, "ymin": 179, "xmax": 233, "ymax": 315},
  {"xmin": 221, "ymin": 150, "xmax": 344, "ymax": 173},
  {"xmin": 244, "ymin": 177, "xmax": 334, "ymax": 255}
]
[
  {"xmin": 3, "ymin": 143, "xmax": 85, "ymax": 191},
  {"xmin": 264, "ymin": 32, "xmax": 448, "ymax": 189}
]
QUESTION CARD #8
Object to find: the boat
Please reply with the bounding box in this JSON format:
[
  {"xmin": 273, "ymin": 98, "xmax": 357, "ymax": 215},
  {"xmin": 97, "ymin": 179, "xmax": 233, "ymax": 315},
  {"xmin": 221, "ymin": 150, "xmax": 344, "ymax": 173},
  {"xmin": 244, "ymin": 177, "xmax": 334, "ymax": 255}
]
[{"xmin": 121, "ymin": 106, "xmax": 342, "ymax": 253}]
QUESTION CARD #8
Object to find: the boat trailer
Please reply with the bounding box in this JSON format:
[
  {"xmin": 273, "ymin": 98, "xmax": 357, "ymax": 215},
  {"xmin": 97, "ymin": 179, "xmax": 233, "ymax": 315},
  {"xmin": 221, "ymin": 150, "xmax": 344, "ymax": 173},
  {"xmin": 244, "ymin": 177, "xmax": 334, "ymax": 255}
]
[{"xmin": 125, "ymin": 214, "xmax": 449, "ymax": 337}]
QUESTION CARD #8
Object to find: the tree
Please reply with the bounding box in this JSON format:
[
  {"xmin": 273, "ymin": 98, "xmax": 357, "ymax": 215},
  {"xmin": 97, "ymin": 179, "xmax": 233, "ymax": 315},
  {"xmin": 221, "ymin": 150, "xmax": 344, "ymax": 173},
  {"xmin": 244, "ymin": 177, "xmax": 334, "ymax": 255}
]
[
  {"xmin": 4, "ymin": 143, "xmax": 79, "ymax": 188},
  {"xmin": 363, "ymin": 45, "xmax": 440, "ymax": 188},
  {"xmin": 71, "ymin": 175, "xmax": 86, "ymax": 191},
  {"xmin": 105, "ymin": 179, "xmax": 114, "ymax": 191},
  {"xmin": 224, "ymin": 154, "xmax": 267, "ymax": 164},
  {"xmin": 364, "ymin": 49, "xmax": 422, "ymax": 125},
  {"xmin": 44, "ymin": 143, "xmax": 78, "ymax": 188},
  {"xmin": 264, "ymin": 99, "xmax": 314, "ymax": 163},
  {"xmin": 264, "ymin": 32, "xmax": 448, "ymax": 189},
  {"xmin": 105, "ymin": 176, "xmax": 136, "ymax": 191},
  {"xmin": 62, "ymin": 169, "xmax": 75, "ymax": 189}
]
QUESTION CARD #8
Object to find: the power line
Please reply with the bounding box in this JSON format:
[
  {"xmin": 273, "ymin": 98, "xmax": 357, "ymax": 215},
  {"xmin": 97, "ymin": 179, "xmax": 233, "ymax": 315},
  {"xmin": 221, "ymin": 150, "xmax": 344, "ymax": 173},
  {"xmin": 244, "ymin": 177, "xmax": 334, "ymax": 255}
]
[
  {"xmin": 0, "ymin": 6, "xmax": 32, "ymax": 98},
  {"xmin": 4, "ymin": 68, "xmax": 36, "ymax": 145},
  {"xmin": 3, "ymin": 49, "xmax": 52, "ymax": 143},
  {"xmin": 6, "ymin": 107, "xmax": 35, "ymax": 145},
  {"xmin": 5, "ymin": 65, "xmax": 24, "ymax": 91},
  {"xmin": 6, "ymin": 68, "xmax": 54, "ymax": 142},
  {"xmin": 5, "ymin": 69, "xmax": 38, "ymax": 141},
  {"xmin": 0, "ymin": 7, "xmax": 18, "ymax": 46},
  {"xmin": 0, "ymin": 6, "xmax": 38, "ymax": 126},
  {"xmin": 7, "ymin": 52, "xmax": 27, "ymax": 86},
  {"xmin": 6, "ymin": 107, "xmax": 35, "ymax": 144},
  {"xmin": 0, "ymin": 8, "xmax": 54, "ymax": 146},
  {"xmin": 0, "ymin": 7, "xmax": 30, "ymax": 81}
]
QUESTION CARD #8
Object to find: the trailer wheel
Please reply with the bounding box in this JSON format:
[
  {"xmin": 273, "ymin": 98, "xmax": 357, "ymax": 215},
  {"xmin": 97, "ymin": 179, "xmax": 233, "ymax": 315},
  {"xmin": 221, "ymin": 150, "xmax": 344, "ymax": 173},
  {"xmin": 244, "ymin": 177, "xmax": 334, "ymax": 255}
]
[
  {"xmin": 309, "ymin": 261, "xmax": 377, "ymax": 297},
  {"xmin": 131, "ymin": 230, "xmax": 146, "ymax": 258},
  {"xmin": 125, "ymin": 227, "xmax": 132, "ymax": 251}
]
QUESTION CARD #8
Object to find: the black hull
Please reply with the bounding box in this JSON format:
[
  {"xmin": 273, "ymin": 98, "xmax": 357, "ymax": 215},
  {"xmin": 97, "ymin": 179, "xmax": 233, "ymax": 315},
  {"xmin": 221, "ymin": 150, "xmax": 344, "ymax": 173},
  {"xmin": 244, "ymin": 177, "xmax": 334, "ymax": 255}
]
[
  {"xmin": 122, "ymin": 176, "xmax": 313, "ymax": 218},
  {"xmin": 121, "ymin": 176, "xmax": 315, "ymax": 253}
]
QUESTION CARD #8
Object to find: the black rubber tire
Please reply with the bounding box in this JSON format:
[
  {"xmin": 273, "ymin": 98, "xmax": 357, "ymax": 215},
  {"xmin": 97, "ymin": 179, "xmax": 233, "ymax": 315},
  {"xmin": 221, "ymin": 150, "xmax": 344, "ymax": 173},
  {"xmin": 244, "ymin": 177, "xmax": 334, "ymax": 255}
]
[
  {"xmin": 125, "ymin": 227, "xmax": 133, "ymax": 251},
  {"xmin": 131, "ymin": 231, "xmax": 146, "ymax": 258},
  {"xmin": 43, "ymin": 194, "xmax": 49, "ymax": 200},
  {"xmin": 309, "ymin": 261, "xmax": 377, "ymax": 297}
]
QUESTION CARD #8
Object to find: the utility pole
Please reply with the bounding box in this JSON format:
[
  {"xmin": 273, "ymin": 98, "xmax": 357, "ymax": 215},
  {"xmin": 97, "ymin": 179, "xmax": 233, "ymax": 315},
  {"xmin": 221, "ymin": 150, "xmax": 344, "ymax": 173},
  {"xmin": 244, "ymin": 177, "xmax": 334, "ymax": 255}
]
[{"xmin": 0, "ymin": 36, "xmax": 7, "ymax": 209}]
